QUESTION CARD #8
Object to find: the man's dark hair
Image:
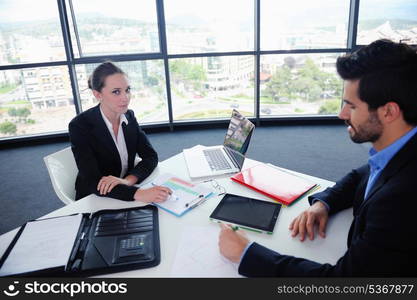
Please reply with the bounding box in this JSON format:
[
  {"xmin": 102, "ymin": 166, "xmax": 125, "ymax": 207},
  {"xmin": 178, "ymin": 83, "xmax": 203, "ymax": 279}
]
[
  {"xmin": 88, "ymin": 61, "xmax": 125, "ymax": 92},
  {"xmin": 336, "ymin": 39, "xmax": 417, "ymax": 125}
]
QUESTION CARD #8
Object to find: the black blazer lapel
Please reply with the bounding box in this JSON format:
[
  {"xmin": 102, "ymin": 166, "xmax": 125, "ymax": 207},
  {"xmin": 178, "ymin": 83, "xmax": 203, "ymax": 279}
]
[
  {"xmin": 122, "ymin": 116, "xmax": 137, "ymax": 169},
  {"xmin": 363, "ymin": 132, "xmax": 417, "ymax": 204},
  {"xmin": 90, "ymin": 105, "xmax": 121, "ymax": 165}
]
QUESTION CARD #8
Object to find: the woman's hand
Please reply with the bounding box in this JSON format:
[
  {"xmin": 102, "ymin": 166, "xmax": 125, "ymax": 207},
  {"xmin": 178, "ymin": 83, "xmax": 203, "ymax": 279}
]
[
  {"xmin": 97, "ymin": 175, "xmax": 128, "ymax": 195},
  {"xmin": 134, "ymin": 186, "xmax": 172, "ymax": 203}
]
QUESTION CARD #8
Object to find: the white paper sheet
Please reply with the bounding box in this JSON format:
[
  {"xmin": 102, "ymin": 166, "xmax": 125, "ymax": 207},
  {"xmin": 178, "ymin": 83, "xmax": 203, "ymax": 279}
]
[
  {"xmin": 0, "ymin": 214, "xmax": 82, "ymax": 276},
  {"xmin": 170, "ymin": 225, "xmax": 242, "ymax": 277}
]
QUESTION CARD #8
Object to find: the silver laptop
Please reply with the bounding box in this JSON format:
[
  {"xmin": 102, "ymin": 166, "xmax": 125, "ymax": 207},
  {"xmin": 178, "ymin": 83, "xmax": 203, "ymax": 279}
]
[{"xmin": 183, "ymin": 109, "xmax": 255, "ymax": 178}]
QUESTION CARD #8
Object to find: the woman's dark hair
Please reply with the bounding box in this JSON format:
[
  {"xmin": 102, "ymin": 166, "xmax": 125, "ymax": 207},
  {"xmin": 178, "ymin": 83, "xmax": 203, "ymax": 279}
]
[
  {"xmin": 88, "ymin": 61, "xmax": 125, "ymax": 92},
  {"xmin": 336, "ymin": 39, "xmax": 417, "ymax": 125}
]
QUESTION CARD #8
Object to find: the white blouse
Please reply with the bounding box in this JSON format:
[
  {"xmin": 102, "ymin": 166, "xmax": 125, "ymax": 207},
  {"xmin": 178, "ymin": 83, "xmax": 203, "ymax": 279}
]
[{"xmin": 100, "ymin": 107, "xmax": 129, "ymax": 178}]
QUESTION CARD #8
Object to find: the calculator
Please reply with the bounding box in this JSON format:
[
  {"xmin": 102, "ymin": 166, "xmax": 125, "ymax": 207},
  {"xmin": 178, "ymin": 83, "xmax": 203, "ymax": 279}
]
[{"xmin": 118, "ymin": 234, "xmax": 146, "ymax": 258}]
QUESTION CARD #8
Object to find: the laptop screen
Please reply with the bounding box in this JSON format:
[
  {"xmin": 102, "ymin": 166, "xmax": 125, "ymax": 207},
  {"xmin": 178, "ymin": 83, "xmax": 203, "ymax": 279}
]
[{"xmin": 223, "ymin": 109, "xmax": 255, "ymax": 154}]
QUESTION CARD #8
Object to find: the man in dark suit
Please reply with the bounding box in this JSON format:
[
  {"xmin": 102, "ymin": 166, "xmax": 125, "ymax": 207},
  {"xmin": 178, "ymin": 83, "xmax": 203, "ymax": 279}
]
[{"xmin": 219, "ymin": 39, "xmax": 417, "ymax": 276}]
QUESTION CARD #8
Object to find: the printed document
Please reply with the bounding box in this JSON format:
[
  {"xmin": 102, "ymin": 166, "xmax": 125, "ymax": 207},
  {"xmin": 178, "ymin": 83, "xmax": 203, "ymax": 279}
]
[
  {"xmin": 0, "ymin": 214, "xmax": 82, "ymax": 276},
  {"xmin": 170, "ymin": 225, "xmax": 242, "ymax": 277},
  {"xmin": 142, "ymin": 173, "xmax": 214, "ymax": 217}
]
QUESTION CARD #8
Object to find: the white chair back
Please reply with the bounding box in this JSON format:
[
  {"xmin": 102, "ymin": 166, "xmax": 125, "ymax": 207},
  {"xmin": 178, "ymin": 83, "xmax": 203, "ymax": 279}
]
[{"xmin": 44, "ymin": 147, "xmax": 78, "ymax": 205}]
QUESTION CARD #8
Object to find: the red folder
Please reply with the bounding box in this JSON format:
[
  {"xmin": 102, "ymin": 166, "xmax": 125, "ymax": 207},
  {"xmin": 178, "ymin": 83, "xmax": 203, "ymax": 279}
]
[{"xmin": 231, "ymin": 164, "xmax": 317, "ymax": 206}]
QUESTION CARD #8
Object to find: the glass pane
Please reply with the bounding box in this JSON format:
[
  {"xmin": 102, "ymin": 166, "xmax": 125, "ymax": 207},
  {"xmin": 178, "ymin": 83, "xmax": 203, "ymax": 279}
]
[
  {"xmin": 261, "ymin": 0, "xmax": 350, "ymax": 50},
  {"xmin": 165, "ymin": 0, "xmax": 254, "ymax": 54},
  {"xmin": 70, "ymin": 0, "xmax": 159, "ymax": 57},
  {"xmin": 0, "ymin": 67, "xmax": 76, "ymax": 139},
  {"xmin": 169, "ymin": 56, "xmax": 254, "ymax": 121},
  {"xmin": 65, "ymin": 0, "xmax": 80, "ymax": 59},
  {"xmin": 0, "ymin": 0, "xmax": 66, "ymax": 65},
  {"xmin": 77, "ymin": 60, "xmax": 168, "ymax": 123},
  {"xmin": 260, "ymin": 53, "xmax": 343, "ymax": 116},
  {"xmin": 358, "ymin": 0, "xmax": 417, "ymax": 45}
]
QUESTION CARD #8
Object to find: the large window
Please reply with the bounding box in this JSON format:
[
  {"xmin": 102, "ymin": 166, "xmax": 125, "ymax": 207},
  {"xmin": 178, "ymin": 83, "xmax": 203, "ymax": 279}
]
[
  {"xmin": 165, "ymin": 0, "xmax": 254, "ymax": 54},
  {"xmin": 0, "ymin": 67, "xmax": 76, "ymax": 138},
  {"xmin": 260, "ymin": 53, "xmax": 343, "ymax": 116},
  {"xmin": 261, "ymin": 0, "xmax": 350, "ymax": 50},
  {"xmin": 68, "ymin": 0, "xmax": 160, "ymax": 57},
  {"xmin": 0, "ymin": 0, "xmax": 66, "ymax": 65},
  {"xmin": 0, "ymin": 0, "xmax": 416, "ymax": 140},
  {"xmin": 170, "ymin": 56, "xmax": 254, "ymax": 120},
  {"xmin": 357, "ymin": 0, "xmax": 417, "ymax": 45}
]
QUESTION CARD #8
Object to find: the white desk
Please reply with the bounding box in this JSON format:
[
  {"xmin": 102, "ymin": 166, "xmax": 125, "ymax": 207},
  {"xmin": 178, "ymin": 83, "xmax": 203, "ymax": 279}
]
[{"xmin": 0, "ymin": 152, "xmax": 353, "ymax": 277}]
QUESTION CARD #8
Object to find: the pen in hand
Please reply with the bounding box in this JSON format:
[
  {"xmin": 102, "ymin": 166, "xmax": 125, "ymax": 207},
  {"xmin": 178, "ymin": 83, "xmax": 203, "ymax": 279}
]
[{"xmin": 151, "ymin": 182, "xmax": 176, "ymax": 200}]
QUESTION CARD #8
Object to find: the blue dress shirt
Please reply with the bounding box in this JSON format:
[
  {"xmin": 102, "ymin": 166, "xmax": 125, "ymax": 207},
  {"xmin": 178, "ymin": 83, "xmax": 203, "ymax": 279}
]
[{"xmin": 365, "ymin": 126, "xmax": 417, "ymax": 199}]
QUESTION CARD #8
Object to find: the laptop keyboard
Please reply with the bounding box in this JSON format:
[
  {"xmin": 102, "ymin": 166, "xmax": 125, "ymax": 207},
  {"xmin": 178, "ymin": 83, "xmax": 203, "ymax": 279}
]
[{"xmin": 203, "ymin": 149, "xmax": 232, "ymax": 171}]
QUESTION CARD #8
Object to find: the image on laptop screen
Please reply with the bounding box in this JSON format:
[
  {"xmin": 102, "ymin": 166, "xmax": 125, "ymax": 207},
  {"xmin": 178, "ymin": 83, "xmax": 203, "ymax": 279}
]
[{"xmin": 223, "ymin": 110, "xmax": 255, "ymax": 154}]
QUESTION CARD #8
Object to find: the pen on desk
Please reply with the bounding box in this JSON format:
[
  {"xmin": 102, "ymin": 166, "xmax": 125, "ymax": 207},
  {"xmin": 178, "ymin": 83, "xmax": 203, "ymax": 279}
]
[
  {"xmin": 185, "ymin": 194, "xmax": 204, "ymax": 208},
  {"xmin": 188, "ymin": 197, "xmax": 208, "ymax": 210}
]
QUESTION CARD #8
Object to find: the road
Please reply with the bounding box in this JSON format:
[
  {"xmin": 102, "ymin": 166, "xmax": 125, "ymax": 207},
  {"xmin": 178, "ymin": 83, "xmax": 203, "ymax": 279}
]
[{"xmin": 139, "ymin": 94, "xmax": 322, "ymax": 122}]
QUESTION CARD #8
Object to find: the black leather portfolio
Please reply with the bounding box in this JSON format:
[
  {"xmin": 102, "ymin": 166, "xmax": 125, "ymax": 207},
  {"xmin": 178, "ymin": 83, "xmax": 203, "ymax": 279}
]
[{"xmin": 0, "ymin": 205, "xmax": 160, "ymax": 277}]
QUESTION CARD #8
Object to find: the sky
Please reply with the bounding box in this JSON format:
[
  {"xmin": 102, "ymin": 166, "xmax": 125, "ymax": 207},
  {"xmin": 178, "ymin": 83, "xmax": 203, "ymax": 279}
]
[
  {"xmin": 0, "ymin": 0, "xmax": 416, "ymax": 24},
  {"xmin": 0, "ymin": 0, "xmax": 61, "ymax": 23},
  {"xmin": 0, "ymin": 0, "xmax": 158, "ymax": 23}
]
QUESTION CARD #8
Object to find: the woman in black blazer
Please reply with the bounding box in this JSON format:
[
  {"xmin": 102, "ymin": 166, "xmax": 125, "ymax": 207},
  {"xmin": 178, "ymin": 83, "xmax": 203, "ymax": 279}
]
[{"xmin": 69, "ymin": 62, "xmax": 171, "ymax": 202}]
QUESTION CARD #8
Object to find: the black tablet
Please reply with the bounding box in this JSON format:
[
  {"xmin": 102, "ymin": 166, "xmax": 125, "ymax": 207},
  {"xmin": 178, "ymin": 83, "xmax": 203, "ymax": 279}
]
[{"xmin": 209, "ymin": 193, "xmax": 282, "ymax": 234}]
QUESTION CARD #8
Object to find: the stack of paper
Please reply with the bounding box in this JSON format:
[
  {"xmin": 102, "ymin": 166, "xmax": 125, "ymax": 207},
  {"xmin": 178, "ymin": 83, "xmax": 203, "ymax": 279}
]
[{"xmin": 170, "ymin": 225, "xmax": 242, "ymax": 277}]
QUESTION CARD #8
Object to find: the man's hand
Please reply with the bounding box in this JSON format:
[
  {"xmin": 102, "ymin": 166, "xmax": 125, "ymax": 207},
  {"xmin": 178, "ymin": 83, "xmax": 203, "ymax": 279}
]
[
  {"xmin": 97, "ymin": 175, "xmax": 129, "ymax": 195},
  {"xmin": 134, "ymin": 186, "xmax": 172, "ymax": 203},
  {"xmin": 218, "ymin": 223, "xmax": 250, "ymax": 263},
  {"xmin": 289, "ymin": 201, "xmax": 329, "ymax": 241}
]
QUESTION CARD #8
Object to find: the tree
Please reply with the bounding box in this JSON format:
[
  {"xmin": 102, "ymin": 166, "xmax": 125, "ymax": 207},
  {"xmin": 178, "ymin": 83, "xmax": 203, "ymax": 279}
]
[
  {"xmin": 8, "ymin": 107, "xmax": 18, "ymax": 117},
  {"xmin": 170, "ymin": 60, "xmax": 207, "ymax": 93},
  {"xmin": 292, "ymin": 58, "xmax": 342, "ymax": 102},
  {"xmin": 318, "ymin": 99, "xmax": 341, "ymax": 114},
  {"xmin": 170, "ymin": 60, "xmax": 206, "ymax": 83},
  {"xmin": 263, "ymin": 66, "xmax": 292, "ymax": 102},
  {"xmin": 144, "ymin": 76, "xmax": 159, "ymax": 87},
  {"xmin": 298, "ymin": 58, "xmax": 324, "ymax": 83},
  {"xmin": 0, "ymin": 121, "xmax": 17, "ymax": 135},
  {"xmin": 265, "ymin": 58, "xmax": 342, "ymax": 103},
  {"xmin": 324, "ymin": 75, "xmax": 343, "ymax": 97},
  {"xmin": 283, "ymin": 56, "xmax": 296, "ymax": 69},
  {"xmin": 8, "ymin": 107, "xmax": 31, "ymax": 122},
  {"xmin": 16, "ymin": 107, "xmax": 30, "ymax": 119},
  {"xmin": 188, "ymin": 65, "xmax": 206, "ymax": 82}
]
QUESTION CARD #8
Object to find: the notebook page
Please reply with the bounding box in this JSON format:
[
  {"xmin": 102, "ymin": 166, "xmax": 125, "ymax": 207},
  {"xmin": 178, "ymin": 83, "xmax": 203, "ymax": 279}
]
[
  {"xmin": 0, "ymin": 214, "xmax": 82, "ymax": 276},
  {"xmin": 170, "ymin": 225, "xmax": 242, "ymax": 277}
]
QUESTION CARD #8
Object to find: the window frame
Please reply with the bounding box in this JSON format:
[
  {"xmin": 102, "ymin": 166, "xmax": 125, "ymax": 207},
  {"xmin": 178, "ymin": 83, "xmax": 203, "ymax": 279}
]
[{"xmin": 1, "ymin": 0, "xmax": 413, "ymax": 142}]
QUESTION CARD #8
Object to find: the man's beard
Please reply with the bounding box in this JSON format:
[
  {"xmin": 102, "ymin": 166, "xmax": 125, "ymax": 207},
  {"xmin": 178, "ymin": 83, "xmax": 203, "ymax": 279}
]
[{"xmin": 346, "ymin": 111, "xmax": 383, "ymax": 144}]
